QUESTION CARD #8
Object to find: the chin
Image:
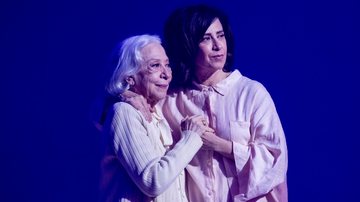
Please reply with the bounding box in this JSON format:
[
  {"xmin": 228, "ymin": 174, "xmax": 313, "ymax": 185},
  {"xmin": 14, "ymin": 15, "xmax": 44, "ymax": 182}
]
[
  {"xmin": 210, "ymin": 62, "xmax": 225, "ymax": 69},
  {"xmin": 158, "ymin": 94, "xmax": 167, "ymax": 100},
  {"xmin": 211, "ymin": 66, "xmax": 224, "ymax": 71},
  {"xmin": 153, "ymin": 94, "xmax": 167, "ymax": 102}
]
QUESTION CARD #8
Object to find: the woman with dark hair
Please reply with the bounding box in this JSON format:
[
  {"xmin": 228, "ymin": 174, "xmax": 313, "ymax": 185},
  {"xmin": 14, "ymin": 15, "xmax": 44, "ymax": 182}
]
[
  {"xmin": 160, "ymin": 5, "xmax": 288, "ymax": 202},
  {"xmin": 163, "ymin": 5, "xmax": 235, "ymax": 92},
  {"xmin": 121, "ymin": 5, "xmax": 288, "ymax": 202}
]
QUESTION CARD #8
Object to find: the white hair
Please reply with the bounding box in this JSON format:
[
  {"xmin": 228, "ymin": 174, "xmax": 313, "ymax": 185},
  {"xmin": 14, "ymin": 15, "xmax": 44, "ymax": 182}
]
[{"xmin": 107, "ymin": 34, "xmax": 162, "ymax": 96}]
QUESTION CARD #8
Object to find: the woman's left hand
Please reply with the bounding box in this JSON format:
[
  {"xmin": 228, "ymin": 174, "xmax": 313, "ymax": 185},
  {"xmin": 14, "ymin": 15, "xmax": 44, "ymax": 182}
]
[{"xmin": 201, "ymin": 132, "xmax": 233, "ymax": 159}]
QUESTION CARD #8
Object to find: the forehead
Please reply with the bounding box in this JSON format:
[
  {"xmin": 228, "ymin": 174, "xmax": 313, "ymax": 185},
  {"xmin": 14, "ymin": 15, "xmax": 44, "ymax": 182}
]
[
  {"xmin": 140, "ymin": 43, "xmax": 167, "ymax": 61},
  {"xmin": 205, "ymin": 18, "xmax": 223, "ymax": 33}
]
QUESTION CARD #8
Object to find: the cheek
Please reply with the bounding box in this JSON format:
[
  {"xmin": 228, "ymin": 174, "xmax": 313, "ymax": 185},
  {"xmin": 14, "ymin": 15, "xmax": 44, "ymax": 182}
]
[
  {"xmin": 142, "ymin": 75, "xmax": 159, "ymax": 91},
  {"xmin": 198, "ymin": 45, "xmax": 207, "ymax": 55},
  {"xmin": 134, "ymin": 74, "xmax": 152, "ymax": 94},
  {"xmin": 196, "ymin": 49, "xmax": 208, "ymax": 64},
  {"xmin": 146, "ymin": 74, "xmax": 160, "ymax": 84},
  {"xmin": 223, "ymin": 41, "xmax": 228, "ymax": 52}
]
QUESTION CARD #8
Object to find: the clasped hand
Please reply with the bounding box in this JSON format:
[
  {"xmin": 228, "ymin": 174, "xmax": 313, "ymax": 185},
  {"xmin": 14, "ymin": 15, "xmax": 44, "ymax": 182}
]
[{"xmin": 120, "ymin": 91, "xmax": 230, "ymax": 153}]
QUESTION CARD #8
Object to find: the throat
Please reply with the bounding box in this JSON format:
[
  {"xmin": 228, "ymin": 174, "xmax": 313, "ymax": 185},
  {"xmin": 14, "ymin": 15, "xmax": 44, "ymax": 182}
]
[{"xmin": 196, "ymin": 69, "xmax": 230, "ymax": 86}]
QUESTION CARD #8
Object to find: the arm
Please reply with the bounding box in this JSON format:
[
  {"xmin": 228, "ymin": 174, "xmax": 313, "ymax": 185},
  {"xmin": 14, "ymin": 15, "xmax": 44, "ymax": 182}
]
[
  {"xmin": 201, "ymin": 131, "xmax": 233, "ymax": 159},
  {"xmin": 232, "ymin": 85, "xmax": 288, "ymax": 201},
  {"xmin": 110, "ymin": 103, "xmax": 203, "ymax": 197}
]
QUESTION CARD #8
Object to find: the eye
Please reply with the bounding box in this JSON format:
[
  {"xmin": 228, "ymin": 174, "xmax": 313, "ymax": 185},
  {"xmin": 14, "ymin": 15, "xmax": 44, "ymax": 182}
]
[
  {"xmin": 150, "ymin": 63, "xmax": 161, "ymax": 68},
  {"xmin": 201, "ymin": 36, "xmax": 211, "ymax": 42},
  {"xmin": 217, "ymin": 33, "xmax": 225, "ymax": 38}
]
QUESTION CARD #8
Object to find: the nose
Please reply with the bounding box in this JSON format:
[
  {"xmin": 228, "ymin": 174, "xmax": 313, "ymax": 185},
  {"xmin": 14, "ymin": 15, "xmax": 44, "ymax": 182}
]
[
  {"xmin": 160, "ymin": 66, "xmax": 172, "ymax": 80},
  {"xmin": 212, "ymin": 38, "xmax": 222, "ymax": 51}
]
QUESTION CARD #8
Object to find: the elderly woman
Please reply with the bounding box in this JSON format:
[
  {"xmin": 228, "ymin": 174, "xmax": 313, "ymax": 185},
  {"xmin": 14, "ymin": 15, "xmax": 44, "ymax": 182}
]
[{"xmin": 99, "ymin": 34, "xmax": 213, "ymax": 202}]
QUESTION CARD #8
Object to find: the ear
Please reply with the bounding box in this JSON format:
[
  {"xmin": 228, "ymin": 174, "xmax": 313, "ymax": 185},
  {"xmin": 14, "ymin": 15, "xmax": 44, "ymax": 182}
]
[{"xmin": 126, "ymin": 76, "xmax": 135, "ymax": 86}]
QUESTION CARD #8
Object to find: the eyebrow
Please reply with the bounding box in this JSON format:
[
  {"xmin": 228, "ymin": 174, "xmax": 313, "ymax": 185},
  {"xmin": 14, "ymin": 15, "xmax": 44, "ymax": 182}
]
[
  {"xmin": 145, "ymin": 58, "xmax": 169, "ymax": 63},
  {"xmin": 204, "ymin": 30, "xmax": 225, "ymax": 35}
]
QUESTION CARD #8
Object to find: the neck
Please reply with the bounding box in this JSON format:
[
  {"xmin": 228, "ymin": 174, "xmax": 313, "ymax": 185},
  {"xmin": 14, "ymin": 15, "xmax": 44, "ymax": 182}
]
[
  {"xmin": 128, "ymin": 88, "xmax": 156, "ymax": 111},
  {"xmin": 147, "ymin": 97, "xmax": 158, "ymax": 112},
  {"xmin": 195, "ymin": 69, "xmax": 229, "ymax": 86}
]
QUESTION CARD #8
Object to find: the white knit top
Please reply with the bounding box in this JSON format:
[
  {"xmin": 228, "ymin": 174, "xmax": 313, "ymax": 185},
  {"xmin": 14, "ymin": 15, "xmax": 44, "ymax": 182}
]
[{"xmin": 100, "ymin": 102, "xmax": 203, "ymax": 202}]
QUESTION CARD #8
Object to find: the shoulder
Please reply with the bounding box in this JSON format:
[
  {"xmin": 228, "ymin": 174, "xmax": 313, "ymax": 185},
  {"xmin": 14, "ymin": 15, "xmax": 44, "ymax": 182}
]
[
  {"xmin": 232, "ymin": 70, "xmax": 268, "ymax": 95},
  {"xmin": 112, "ymin": 102, "xmax": 136, "ymax": 112},
  {"xmin": 111, "ymin": 102, "xmax": 143, "ymax": 120}
]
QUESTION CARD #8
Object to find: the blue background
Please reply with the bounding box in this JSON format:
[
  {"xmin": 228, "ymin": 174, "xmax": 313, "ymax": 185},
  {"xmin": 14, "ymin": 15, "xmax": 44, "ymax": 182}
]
[{"xmin": 1, "ymin": 0, "xmax": 358, "ymax": 201}]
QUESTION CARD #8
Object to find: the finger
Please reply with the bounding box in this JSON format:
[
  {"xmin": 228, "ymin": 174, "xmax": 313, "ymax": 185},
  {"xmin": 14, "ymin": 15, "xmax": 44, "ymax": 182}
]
[
  {"xmin": 202, "ymin": 131, "xmax": 216, "ymax": 139},
  {"xmin": 190, "ymin": 115, "xmax": 204, "ymax": 121},
  {"xmin": 180, "ymin": 119, "xmax": 185, "ymax": 130},
  {"xmin": 144, "ymin": 104, "xmax": 152, "ymax": 122},
  {"xmin": 180, "ymin": 115, "xmax": 188, "ymax": 121},
  {"xmin": 193, "ymin": 116, "xmax": 209, "ymax": 126},
  {"xmin": 122, "ymin": 90, "xmax": 139, "ymax": 101},
  {"xmin": 138, "ymin": 105, "xmax": 151, "ymax": 122},
  {"xmin": 149, "ymin": 106, "xmax": 155, "ymax": 113},
  {"xmin": 180, "ymin": 116, "xmax": 189, "ymax": 130},
  {"xmin": 137, "ymin": 99, "xmax": 151, "ymax": 122},
  {"xmin": 187, "ymin": 115, "xmax": 204, "ymax": 125},
  {"xmin": 204, "ymin": 126, "xmax": 215, "ymax": 133},
  {"xmin": 142, "ymin": 109, "xmax": 152, "ymax": 122},
  {"xmin": 126, "ymin": 90, "xmax": 138, "ymax": 97}
]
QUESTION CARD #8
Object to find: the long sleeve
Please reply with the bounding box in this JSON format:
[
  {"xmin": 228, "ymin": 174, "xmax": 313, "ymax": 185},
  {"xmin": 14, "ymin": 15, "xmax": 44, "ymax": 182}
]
[
  {"xmin": 231, "ymin": 84, "xmax": 288, "ymax": 201},
  {"xmin": 110, "ymin": 102, "xmax": 203, "ymax": 197}
]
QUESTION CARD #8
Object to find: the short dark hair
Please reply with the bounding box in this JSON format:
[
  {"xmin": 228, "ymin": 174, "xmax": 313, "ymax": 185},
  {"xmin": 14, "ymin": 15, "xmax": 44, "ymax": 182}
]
[{"xmin": 164, "ymin": 4, "xmax": 234, "ymax": 91}]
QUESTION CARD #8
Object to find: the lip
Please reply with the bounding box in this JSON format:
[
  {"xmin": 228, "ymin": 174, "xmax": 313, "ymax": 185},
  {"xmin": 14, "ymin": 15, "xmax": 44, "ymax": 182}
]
[
  {"xmin": 210, "ymin": 54, "xmax": 224, "ymax": 59},
  {"xmin": 155, "ymin": 84, "xmax": 169, "ymax": 88}
]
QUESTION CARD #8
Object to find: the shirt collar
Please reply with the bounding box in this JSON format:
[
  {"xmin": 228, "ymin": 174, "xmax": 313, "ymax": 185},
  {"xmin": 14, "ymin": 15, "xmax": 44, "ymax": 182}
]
[
  {"xmin": 151, "ymin": 107, "xmax": 173, "ymax": 147},
  {"xmin": 191, "ymin": 70, "xmax": 242, "ymax": 96},
  {"xmin": 152, "ymin": 108, "xmax": 163, "ymax": 121}
]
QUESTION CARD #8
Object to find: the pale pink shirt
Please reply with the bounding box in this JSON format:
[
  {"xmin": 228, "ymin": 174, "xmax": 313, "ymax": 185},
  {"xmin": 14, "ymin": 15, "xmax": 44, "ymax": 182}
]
[{"xmin": 160, "ymin": 70, "xmax": 288, "ymax": 202}]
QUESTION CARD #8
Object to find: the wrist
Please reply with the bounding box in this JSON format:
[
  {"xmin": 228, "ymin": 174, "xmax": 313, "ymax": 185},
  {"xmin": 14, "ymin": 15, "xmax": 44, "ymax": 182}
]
[{"xmin": 216, "ymin": 138, "xmax": 233, "ymax": 155}]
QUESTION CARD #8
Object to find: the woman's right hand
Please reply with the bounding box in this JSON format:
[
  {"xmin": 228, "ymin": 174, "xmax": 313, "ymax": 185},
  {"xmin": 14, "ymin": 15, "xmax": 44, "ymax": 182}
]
[
  {"xmin": 120, "ymin": 90, "xmax": 154, "ymax": 122},
  {"xmin": 180, "ymin": 115, "xmax": 214, "ymax": 135}
]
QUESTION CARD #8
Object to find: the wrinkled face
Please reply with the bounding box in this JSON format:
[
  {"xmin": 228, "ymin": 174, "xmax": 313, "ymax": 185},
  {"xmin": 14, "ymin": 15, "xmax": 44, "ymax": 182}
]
[
  {"xmin": 195, "ymin": 18, "xmax": 227, "ymax": 73},
  {"xmin": 132, "ymin": 43, "xmax": 172, "ymax": 106}
]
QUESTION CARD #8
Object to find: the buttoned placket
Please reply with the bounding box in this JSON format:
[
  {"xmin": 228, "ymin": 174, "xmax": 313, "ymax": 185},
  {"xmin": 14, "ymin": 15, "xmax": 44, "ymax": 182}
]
[
  {"xmin": 177, "ymin": 171, "xmax": 187, "ymax": 201},
  {"xmin": 202, "ymin": 87, "xmax": 217, "ymax": 202}
]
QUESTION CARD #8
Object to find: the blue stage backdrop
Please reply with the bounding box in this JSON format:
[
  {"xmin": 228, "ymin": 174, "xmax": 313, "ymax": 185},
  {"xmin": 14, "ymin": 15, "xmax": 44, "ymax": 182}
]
[{"xmin": 1, "ymin": 0, "xmax": 358, "ymax": 201}]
